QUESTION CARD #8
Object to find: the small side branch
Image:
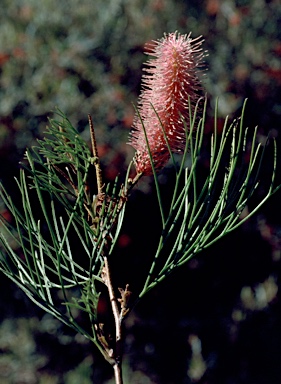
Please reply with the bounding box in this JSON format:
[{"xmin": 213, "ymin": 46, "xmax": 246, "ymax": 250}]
[
  {"xmin": 88, "ymin": 114, "xmax": 104, "ymax": 196},
  {"xmin": 118, "ymin": 284, "xmax": 132, "ymax": 321}
]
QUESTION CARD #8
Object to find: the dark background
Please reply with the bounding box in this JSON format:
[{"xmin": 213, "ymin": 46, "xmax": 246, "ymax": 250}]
[{"xmin": 0, "ymin": 0, "xmax": 281, "ymax": 383}]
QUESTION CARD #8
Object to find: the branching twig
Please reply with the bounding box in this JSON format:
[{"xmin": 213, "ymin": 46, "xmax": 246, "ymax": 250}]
[{"xmin": 88, "ymin": 114, "xmax": 104, "ymax": 196}]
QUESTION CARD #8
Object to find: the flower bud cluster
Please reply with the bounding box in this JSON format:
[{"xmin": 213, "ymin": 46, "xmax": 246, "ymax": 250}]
[{"xmin": 129, "ymin": 31, "xmax": 205, "ymax": 175}]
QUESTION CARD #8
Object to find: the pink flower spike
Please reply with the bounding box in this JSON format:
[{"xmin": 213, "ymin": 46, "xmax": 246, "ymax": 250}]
[{"xmin": 129, "ymin": 31, "xmax": 205, "ymax": 176}]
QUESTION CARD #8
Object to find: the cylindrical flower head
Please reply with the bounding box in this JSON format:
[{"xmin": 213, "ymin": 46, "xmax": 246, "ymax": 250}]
[{"xmin": 129, "ymin": 31, "xmax": 205, "ymax": 175}]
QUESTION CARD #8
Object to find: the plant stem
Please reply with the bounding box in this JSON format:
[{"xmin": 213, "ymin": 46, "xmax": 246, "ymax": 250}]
[
  {"xmin": 103, "ymin": 256, "xmax": 123, "ymax": 384},
  {"xmin": 113, "ymin": 363, "xmax": 123, "ymax": 384}
]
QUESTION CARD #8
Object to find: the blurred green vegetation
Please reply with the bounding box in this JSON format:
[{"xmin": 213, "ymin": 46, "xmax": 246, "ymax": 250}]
[{"xmin": 0, "ymin": 0, "xmax": 281, "ymax": 383}]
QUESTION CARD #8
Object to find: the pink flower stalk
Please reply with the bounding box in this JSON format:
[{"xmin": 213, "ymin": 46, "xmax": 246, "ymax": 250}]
[{"xmin": 129, "ymin": 31, "xmax": 205, "ymax": 176}]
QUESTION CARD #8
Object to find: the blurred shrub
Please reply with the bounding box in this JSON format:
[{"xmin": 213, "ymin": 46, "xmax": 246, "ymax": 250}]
[
  {"xmin": 0, "ymin": 0, "xmax": 280, "ymax": 157},
  {"xmin": 202, "ymin": 0, "xmax": 281, "ymax": 122},
  {"xmin": 0, "ymin": 0, "xmax": 189, "ymax": 161},
  {"xmin": 0, "ymin": 0, "xmax": 280, "ymax": 162}
]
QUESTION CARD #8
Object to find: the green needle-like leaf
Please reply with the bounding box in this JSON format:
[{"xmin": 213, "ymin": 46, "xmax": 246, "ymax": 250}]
[{"xmin": 139, "ymin": 98, "xmax": 280, "ymax": 297}]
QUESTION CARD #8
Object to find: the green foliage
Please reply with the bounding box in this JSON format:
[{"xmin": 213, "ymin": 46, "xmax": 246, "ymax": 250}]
[
  {"xmin": 0, "ymin": 1, "xmax": 280, "ymax": 382},
  {"xmin": 138, "ymin": 98, "xmax": 279, "ymax": 297},
  {"xmin": 0, "ymin": 97, "xmax": 279, "ymax": 313},
  {"xmin": 0, "ymin": 113, "xmax": 128, "ymax": 361},
  {"xmin": 0, "ymin": 97, "xmax": 280, "ymax": 383}
]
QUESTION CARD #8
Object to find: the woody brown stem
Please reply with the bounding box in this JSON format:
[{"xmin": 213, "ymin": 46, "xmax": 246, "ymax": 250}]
[
  {"xmin": 88, "ymin": 114, "xmax": 104, "ymax": 196},
  {"xmin": 113, "ymin": 363, "xmax": 123, "ymax": 384},
  {"xmin": 103, "ymin": 256, "xmax": 123, "ymax": 384}
]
